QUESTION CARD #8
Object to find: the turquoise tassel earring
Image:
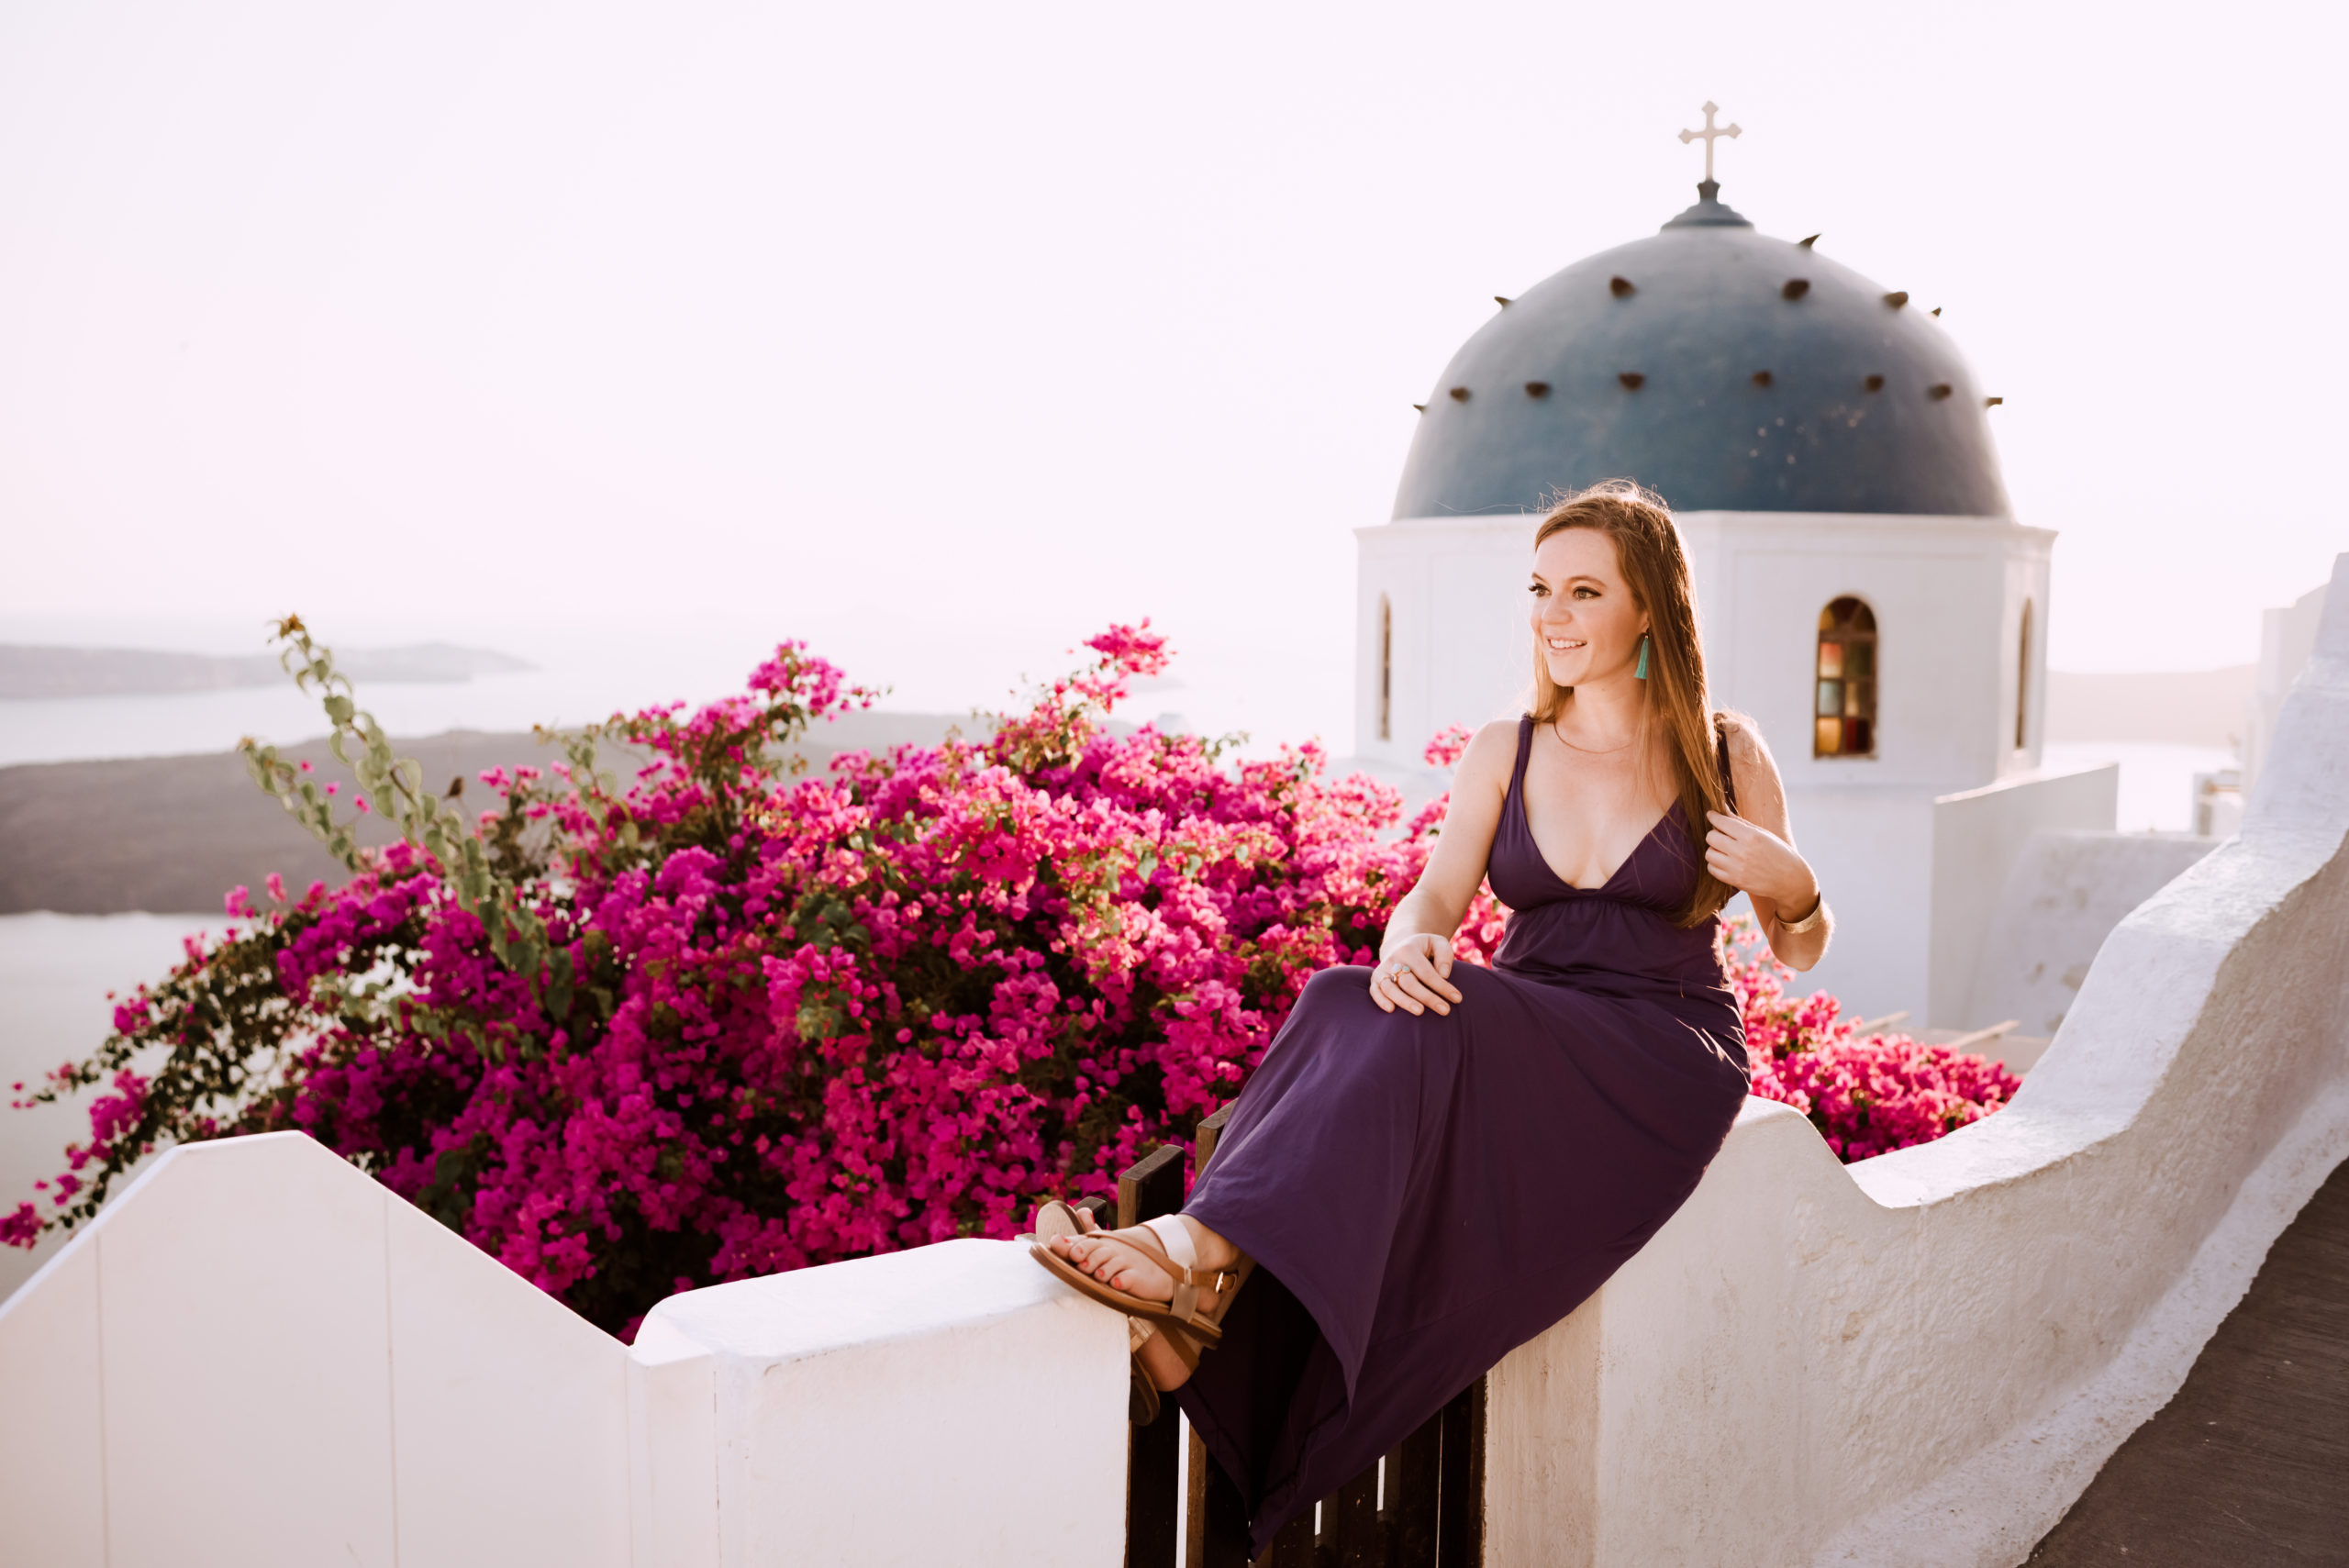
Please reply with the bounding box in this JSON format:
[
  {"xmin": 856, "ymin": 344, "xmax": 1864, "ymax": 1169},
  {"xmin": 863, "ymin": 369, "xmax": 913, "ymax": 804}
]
[{"xmin": 1634, "ymin": 633, "xmax": 1651, "ymax": 680}]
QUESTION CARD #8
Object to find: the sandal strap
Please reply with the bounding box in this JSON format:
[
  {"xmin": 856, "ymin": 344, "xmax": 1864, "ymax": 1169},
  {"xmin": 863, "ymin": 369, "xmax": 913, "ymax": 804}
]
[{"xmin": 1118, "ymin": 1225, "xmax": 1234, "ymax": 1327}]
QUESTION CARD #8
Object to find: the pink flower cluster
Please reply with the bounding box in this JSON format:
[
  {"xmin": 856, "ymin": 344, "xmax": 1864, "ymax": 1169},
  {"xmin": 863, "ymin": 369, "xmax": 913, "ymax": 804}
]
[
  {"xmin": 7, "ymin": 628, "xmax": 2017, "ymax": 1329},
  {"xmin": 1720, "ymin": 920, "xmax": 2022, "ymax": 1161},
  {"xmin": 11, "ymin": 628, "xmax": 1455, "ymax": 1331}
]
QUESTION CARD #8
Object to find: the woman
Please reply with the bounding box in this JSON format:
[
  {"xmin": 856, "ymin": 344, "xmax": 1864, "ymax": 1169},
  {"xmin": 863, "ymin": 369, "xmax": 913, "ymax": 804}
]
[{"xmin": 1033, "ymin": 481, "xmax": 1831, "ymax": 1554}]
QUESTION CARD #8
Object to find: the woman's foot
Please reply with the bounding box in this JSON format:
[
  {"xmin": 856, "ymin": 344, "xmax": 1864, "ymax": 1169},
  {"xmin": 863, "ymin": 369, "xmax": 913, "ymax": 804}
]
[{"xmin": 1053, "ymin": 1210, "xmax": 1241, "ymax": 1392}]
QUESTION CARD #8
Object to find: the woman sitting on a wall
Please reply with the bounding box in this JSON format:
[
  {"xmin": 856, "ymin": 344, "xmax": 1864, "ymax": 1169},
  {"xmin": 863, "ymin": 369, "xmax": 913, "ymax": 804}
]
[{"xmin": 1030, "ymin": 480, "xmax": 1832, "ymax": 1555}]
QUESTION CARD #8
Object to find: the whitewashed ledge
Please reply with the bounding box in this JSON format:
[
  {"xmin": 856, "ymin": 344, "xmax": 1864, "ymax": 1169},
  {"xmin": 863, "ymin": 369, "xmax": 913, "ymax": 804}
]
[
  {"xmin": 0, "ymin": 1132, "xmax": 1125, "ymax": 1568},
  {"xmin": 3, "ymin": 554, "xmax": 2344, "ymax": 1568}
]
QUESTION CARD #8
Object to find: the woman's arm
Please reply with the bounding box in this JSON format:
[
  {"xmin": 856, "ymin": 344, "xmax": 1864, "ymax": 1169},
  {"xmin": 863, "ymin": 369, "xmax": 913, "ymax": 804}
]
[
  {"xmin": 1371, "ymin": 718, "xmax": 1518, "ymax": 1016},
  {"xmin": 1702, "ymin": 717, "xmax": 1833, "ymax": 972}
]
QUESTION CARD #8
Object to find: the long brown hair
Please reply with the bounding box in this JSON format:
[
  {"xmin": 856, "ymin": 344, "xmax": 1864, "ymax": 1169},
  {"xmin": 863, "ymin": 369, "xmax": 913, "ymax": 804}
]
[{"xmin": 1529, "ymin": 481, "xmax": 1733, "ymax": 928}]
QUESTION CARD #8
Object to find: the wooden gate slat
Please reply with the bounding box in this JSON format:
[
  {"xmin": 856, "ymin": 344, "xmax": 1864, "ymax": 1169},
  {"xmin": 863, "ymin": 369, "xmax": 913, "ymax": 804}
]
[
  {"xmin": 1119, "ymin": 1143, "xmax": 1187, "ymax": 1568},
  {"xmin": 1385, "ymin": 1413, "xmax": 1443, "ymax": 1568},
  {"xmin": 1326, "ymin": 1461, "xmax": 1383, "ymax": 1566},
  {"xmin": 1434, "ymin": 1377, "xmax": 1486, "ymax": 1568},
  {"xmin": 1261, "ymin": 1508, "xmax": 1316, "ymax": 1566},
  {"xmin": 1187, "ymin": 1451, "xmax": 1253, "ymax": 1568}
]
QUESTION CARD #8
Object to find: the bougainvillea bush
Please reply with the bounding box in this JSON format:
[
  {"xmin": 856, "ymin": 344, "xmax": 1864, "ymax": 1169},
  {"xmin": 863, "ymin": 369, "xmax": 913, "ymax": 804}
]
[
  {"xmin": 1724, "ymin": 921, "xmax": 2021, "ymax": 1160},
  {"xmin": 6, "ymin": 623, "xmax": 2016, "ymax": 1334}
]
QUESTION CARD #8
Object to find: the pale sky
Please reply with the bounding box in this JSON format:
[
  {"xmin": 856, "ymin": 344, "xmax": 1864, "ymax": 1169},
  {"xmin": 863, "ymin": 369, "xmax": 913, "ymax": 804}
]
[{"xmin": 2, "ymin": 1, "xmax": 2342, "ymax": 753}]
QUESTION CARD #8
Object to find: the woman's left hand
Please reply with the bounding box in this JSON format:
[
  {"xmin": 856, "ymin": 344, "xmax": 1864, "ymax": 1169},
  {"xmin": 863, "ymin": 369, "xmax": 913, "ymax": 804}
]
[{"xmin": 1703, "ymin": 810, "xmax": 1816, "ymax": 910}]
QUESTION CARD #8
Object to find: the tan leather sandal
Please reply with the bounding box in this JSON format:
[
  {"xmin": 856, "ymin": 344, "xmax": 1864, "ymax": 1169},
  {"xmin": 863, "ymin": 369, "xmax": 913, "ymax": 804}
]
[
  {"xmin": 1021, "ymin": 1201, "xmax": 1183, "ymax": 1424},
  {"xmin": 1026, "ymin": 1210, "xmax": 1252, "ymax": 1347}
]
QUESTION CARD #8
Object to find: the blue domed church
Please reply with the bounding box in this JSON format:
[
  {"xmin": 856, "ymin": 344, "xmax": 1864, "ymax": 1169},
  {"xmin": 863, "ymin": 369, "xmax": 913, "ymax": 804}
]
[{"xmin": 1356, "ymin": 114, "xmax": 2117, "ymax": 1023}]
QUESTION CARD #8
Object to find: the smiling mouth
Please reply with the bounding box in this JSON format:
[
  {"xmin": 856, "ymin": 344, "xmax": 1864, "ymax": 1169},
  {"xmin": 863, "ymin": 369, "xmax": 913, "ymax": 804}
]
[{"xmin": 1545, "ymin": 639, "xmax": 1586, "ymax": 651}]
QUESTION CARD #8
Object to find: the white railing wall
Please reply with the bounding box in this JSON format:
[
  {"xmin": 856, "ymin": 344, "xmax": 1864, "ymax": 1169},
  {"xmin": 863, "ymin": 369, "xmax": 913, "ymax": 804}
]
[{"xmin": 0, "ymin": 1132, "xmax": 1124, "ymax": 1567}]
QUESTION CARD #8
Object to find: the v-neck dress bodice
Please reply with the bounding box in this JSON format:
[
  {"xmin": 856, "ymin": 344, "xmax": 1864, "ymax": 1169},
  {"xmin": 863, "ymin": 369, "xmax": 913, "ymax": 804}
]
[
  {"xmin": 1175, "ymin": 715, "xmax": 1749, "ymax": 1555},
  {"xmin": 1486, "ymin": 714, "xmax": 1738, "ymax": 996}
]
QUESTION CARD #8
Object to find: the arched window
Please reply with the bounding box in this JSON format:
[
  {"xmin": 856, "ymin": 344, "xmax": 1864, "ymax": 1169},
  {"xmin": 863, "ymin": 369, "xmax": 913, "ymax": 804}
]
[
  {"xmin": 1378, "ymin": 595, "xmax": 1393, "ymax": 742},
  {"xmin": 2015, "ymin": 598, "xmax": 2033, "ymax": 750},
  {"xmin": 1815, "ymin": 597, "xmax": 1877, "ymax": 757}
]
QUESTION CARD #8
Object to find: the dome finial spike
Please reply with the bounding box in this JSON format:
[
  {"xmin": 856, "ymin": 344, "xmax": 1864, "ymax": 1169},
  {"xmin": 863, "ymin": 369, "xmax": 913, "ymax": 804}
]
[{"xmin": 1677, "ymin": 101, "xmax": 1742, "ymax": 194}]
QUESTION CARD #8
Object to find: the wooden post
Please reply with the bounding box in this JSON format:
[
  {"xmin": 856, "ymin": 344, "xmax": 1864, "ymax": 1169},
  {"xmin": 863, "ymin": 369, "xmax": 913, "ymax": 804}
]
[
  {"xmin": 1261, "ymin": 1510, "xmax": 1315, "ymax": 1566},
  {"xmin": 1186, "ymin": 1458, "xmax": 1253, "ymax": 1568},
  {"xmin": 1182, "ymin": 1102, "xmax": 1258, "ymax": 1567},
  {"xmin": 1195, "ymin": 1101, "xmax": 1234, "ymax": 1177},
  {"xmin": 1119, "ymin": 1144, "xmax": 1186, "ymax": 1568},
  {"xmin": 1385, "ymin": 1410, "xmax": 1443, "ymax": 1567},
  {"xmin": 1117, "ymin": 1144, "xmax": 1186, "ymax": 1232},
  {"xmin": 1325, "ymin": 1462, "xmax": 1382, "ymax": 1565},
  {"xmin": 1435, "ymin": 1376, "xmax": 1487, "ymax": 1567}
]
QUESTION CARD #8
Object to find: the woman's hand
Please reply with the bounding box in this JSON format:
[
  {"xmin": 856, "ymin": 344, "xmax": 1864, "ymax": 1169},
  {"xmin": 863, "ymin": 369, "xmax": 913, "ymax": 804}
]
[
  {"xmin": 1371, "ymin": 931, "xmax": 1464, "ymax": 1017},
  {"xmin": 1703, "ymin": 810, "xmax": 1818, "ymax": 912}
]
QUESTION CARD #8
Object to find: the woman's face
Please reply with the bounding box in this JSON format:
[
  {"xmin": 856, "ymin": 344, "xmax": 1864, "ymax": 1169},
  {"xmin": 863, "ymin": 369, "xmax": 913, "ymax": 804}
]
[{"xmin": 1529, "ymin": 527, "xmax": 1650, "ymax": 689}]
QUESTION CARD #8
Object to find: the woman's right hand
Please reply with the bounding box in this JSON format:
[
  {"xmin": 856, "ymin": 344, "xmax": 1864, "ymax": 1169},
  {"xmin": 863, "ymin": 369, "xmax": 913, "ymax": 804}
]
[{"xmin": 1371, "ymin": 932, "xmax": 1464, "ymax": 1017}]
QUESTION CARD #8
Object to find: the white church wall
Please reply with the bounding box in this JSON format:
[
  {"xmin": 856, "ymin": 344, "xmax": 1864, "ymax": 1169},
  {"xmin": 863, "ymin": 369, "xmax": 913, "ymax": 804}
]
[
  {"xmin": 1998, "ymin": 548, "xmax": 2056, "ymax": 775},
  {"xmin": 1680, "ymin": 511, "xmax": 2054, "ymax": 794},
  {"xmin": 1355, "ymin": 517, "xmax": 1530, "ymax": 762},
  {"xmin": 1767, "ymin": 789, "xmax": 1935, "ymax": 1021},
  {"xmin": 1485, "ymin": 551, "xmax": 2349, "ymax": 1568},
  {"xmin": 1362, "ymin": 511, "xmax": 2056, "ymax": 796},
  {"xmin": 1925, "ymin": 763, "xmax": 2121, "ymax": 1029}
]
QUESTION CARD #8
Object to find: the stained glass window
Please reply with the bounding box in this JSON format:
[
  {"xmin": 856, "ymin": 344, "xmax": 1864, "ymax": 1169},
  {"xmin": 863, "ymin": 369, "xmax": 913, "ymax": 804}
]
[{"xmin": 1814, "ymin": 597, "xmax": 1877, "ymax": 757}]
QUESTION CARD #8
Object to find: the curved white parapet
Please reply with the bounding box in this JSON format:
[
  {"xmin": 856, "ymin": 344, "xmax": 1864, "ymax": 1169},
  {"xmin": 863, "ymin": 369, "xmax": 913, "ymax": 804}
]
[
  {"xmin": 0, "ymin": 1130, "xmax": 1124, "ymax": 1567},
  {"xmin": 1486, "ymin": 552, "xmax": 2349, "ymax": 1568}
]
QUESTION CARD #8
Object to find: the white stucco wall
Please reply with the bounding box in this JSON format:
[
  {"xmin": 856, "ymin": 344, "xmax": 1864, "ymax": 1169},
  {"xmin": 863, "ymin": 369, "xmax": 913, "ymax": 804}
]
[
  {"xmin": 1966, "ymin": 829, "xmax": 2221, "ymax": 1036},
  {"xmin": 1924, "ymin": 763, "xmax": 2120, "ymax": 1027},
  {"xmin": 0, "ymin": 1133, "xmax": 1126, "ymax": 1568},
  {"xmin": 640, "ymin": 1240, "xmax": 1127, "ymax": 1568},
  {"xmin": 1483, "ymin": 551, "xmax": 2349, "ymax": 1567},
  {"xmin": 0, "ymin": 1133, "xmax": 637, "ymax": 1568},
  {"xmin": 2243, "ymin": 579, "xmax": 2329, "ymax": 792},
  {"xmin": 1761, "ymin": 788, "xmax": 1933, "ymax": 1021}
]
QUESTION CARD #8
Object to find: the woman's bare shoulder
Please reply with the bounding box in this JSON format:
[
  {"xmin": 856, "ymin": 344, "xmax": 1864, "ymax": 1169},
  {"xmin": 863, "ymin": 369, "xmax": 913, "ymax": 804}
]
[
  {"xmin": 1454, "ymin": 717, "xmax": 1525, "ymax": 792},
  {"xmin": 1715, "ymin": 709, "xmax": 1790, "ymax": 820},
  {"xmin": 1716, "ymin": 709, "xmax": 1775, "ymax": 766}
]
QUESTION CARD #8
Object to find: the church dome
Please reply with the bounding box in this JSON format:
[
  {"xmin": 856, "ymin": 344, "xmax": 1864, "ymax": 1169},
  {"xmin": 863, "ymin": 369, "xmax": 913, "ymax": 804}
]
[{"xmin": 1392, "ymin": 186, "xmax": 2011, "ymax": 518}]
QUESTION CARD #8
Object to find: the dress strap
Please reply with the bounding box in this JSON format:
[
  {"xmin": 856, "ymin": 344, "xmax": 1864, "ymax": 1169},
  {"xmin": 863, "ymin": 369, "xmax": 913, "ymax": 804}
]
[
  {"xmin": 1713, "ymin": 714, "xmax": 1738, "ymax": 816},
  {"xmin": 1512, "ymin": 715, "xmax": 1536, "ymax": 801}
]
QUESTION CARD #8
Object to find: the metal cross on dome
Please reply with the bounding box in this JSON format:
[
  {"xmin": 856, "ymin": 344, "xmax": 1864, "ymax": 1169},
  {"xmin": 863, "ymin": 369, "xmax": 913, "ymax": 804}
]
[{"xmin": 1678, "ymin": 101, "xmax": 1742, "ymax": 185}]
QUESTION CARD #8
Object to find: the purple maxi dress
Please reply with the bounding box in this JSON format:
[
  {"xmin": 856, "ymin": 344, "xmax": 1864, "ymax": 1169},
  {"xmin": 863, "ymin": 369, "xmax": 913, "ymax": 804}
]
[{"xmin": 1175, "ymin": 716, "xmax": 1752, "ymax": 1552}]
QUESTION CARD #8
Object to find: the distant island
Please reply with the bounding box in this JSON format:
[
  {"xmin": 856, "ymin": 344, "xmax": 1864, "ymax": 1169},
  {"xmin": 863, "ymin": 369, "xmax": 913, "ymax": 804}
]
[
  {"xmin": 0, "ymin": 642, "xmax": 536, "ymax": 700},
  {"xmin": 0, "ymin": 710, "xmax": 978, "ymax": 914}
]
